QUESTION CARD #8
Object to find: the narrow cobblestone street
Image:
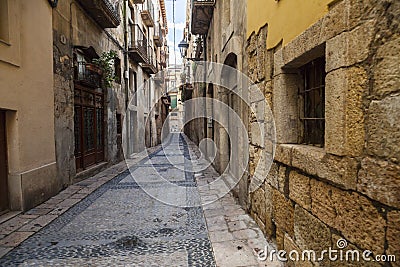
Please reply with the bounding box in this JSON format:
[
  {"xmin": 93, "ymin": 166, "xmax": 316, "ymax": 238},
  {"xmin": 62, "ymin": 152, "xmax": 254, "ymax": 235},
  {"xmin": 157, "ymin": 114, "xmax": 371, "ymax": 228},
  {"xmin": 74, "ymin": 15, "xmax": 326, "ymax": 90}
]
[
  {"xmin": 1, "ymin": 0, "xmax": 399, "ymax": 266},
  {"xmin": 0, "ymin": 134, "xmax": 280, "ymax": 266}
]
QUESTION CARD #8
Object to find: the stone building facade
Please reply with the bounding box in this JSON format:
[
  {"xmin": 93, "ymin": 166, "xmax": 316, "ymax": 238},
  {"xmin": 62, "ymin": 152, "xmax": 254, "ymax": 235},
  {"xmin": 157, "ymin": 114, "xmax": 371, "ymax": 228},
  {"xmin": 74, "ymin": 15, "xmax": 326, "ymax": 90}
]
[
  {"xmin": 184, "ymin": 0, "xmax": 249, "ymax": 206},
  {"xmin": 0, "ymin": 0, "xmax": 57, "ymax": 212},
  {"xmin": 186, "ymin": 0, "xmax": 400, "ymax": 265},
  {"xmin": 53, "ymin": 0, "xmax": 169, "ymax": 187},
  {"xmin": 246, "ymin": 0, "xmax": 400, "ymax": 265},
  {"xmin": 0, "ymin": 0, "xmax": 168, "ymax": 214}
]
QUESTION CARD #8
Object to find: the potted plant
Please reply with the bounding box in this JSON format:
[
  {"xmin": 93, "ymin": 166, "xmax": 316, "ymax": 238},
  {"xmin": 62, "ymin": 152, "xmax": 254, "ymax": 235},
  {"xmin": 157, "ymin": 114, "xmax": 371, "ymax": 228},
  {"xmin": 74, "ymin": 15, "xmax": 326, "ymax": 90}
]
[{"xmin": 92, "ymin": 50, "xmax": 118, "ymax": 88}]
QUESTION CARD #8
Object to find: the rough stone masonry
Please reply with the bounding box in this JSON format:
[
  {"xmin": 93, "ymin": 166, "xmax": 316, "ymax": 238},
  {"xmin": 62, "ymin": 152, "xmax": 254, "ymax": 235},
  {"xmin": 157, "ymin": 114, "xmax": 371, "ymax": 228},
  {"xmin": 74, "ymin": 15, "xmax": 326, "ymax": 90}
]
[{"xmin": 246, "ymin": 1, "xmax": 400, "ymax": 266}]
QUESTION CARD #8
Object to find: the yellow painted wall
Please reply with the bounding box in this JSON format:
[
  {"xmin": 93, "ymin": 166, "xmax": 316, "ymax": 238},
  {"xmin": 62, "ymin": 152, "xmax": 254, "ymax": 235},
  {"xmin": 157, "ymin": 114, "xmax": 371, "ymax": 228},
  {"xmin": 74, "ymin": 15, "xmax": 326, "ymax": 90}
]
[
  {"xmin": 247, "ymin": 0, "xmax": 334, "ymax": 49},
  {"xmin": 0, "ymin": 0, "xmax": 55, "ymax": 172},
  {"xmin": 0, "ymin": 0, "xmax": 57, "ymax": 210}
]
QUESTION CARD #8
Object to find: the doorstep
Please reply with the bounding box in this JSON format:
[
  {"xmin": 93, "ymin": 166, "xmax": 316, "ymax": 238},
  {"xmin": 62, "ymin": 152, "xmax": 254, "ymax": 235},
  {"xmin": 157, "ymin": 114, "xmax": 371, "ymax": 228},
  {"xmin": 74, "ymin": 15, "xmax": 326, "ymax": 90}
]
[{"xmin": 74, "ymin": 161, "xmax": 108, "ymax": 183}]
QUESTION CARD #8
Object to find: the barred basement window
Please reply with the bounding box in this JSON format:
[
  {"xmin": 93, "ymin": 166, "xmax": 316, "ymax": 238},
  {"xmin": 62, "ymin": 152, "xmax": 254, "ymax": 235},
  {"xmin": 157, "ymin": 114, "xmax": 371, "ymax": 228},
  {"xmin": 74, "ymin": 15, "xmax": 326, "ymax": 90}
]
[{"xmin": 300, "ymin": 57, "xmax": 325, "ymax": 147}]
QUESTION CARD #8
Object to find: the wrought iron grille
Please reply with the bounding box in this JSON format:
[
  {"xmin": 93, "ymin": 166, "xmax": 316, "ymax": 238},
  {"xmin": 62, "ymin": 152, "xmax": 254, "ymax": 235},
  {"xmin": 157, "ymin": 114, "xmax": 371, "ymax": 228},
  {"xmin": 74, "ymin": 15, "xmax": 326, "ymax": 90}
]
[
  {"xmin": 74, "ymin": 62, "xmax": 101, "ymax": 88},
  {"xmin": 155, "ymin": 23, "xmax": 163, "ymax": 39},
  {"xmin": 193, "ymin": 0, "xmax": 215, "ymax": 4},
  {"xmin": 130, "ymin": 24, "xmax": 148, "ymax": 59},
  {"xmin": 300, "ymin": 57, "xmax": 326, "ymax": 146},
  {"xmin": 145, "ymin": 0, "xmax": 155, "ymax": 21},
  {"xmin": 147, "ymin": 46, "xmax": 156, "ymax": 67},
  {"xmin": 160, "ymin": 50, "xmax": 167, "ymax": 67}
]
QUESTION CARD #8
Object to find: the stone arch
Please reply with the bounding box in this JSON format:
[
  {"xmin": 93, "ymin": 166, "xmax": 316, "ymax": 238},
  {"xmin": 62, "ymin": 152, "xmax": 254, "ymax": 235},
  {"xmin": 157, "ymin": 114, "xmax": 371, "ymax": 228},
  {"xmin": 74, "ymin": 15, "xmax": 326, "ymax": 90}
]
[{"xmin": 215, "ymin": 53, "xmax": 238, "ymax": 174}]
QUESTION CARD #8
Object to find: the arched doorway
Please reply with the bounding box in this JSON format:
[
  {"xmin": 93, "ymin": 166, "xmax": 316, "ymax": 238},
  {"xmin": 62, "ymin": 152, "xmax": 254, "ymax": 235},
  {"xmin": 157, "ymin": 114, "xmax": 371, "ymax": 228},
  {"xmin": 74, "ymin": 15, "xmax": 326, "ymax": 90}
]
[{"xmin": 216, "ymin": 53, "xmax": 237, "ymax": 174}]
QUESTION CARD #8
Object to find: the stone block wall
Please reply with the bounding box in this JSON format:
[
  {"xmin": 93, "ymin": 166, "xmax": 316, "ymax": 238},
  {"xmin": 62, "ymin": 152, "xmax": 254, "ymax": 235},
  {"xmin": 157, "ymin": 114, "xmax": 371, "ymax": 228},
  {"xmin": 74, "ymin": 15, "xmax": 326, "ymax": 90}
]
[{"xmin": 246, "ymin": 0, "xmax": 400, "ymax": 265}]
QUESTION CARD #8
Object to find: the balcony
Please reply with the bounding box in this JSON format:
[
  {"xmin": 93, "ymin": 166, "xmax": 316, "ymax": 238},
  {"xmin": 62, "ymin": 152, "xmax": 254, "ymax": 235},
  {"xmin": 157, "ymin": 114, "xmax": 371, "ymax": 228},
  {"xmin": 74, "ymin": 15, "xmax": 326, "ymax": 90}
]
[
  {"xmin": 129, "ymin": 0, "xmax": 144, "ymax": 4},
  {"xmin": 142, "ymin": 47, "xmax": 157, "ymax": 74},
  {"xmin": 153, "ymin": 23, "xmax": 163, "ymax": 47},
  {"xmin": 74, "ymin": 62, "xmax": 102, "ymax": 88},
  {"xmin": 154, "ymin": 71, "xmax": 164, "ymax": 84},
  {"xmin": 160, "ymin": 50, "xmax": 167, "ymax": 68},
  {"xmin": 78, "ymin": 0, "xmax": 121, "ymax": 28},
  {"xmin": 128, "ymin": 25, "xmax": 148, "ymax": 63},
  {"xmin": 141, "ymin": 0, "xmax": 155, "ymax": 27},
  {"xmin": 191, "ymin": 0, "xmax": 215, "ymax": 35}
]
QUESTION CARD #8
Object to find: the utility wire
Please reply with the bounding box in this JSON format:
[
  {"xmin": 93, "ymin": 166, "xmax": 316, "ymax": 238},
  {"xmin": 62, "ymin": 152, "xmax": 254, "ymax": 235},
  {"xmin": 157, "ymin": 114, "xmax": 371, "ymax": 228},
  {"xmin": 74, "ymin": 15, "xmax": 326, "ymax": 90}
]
[{"xmin": 166, "ymin": 0, "xmax": 177, "ymax": 82}]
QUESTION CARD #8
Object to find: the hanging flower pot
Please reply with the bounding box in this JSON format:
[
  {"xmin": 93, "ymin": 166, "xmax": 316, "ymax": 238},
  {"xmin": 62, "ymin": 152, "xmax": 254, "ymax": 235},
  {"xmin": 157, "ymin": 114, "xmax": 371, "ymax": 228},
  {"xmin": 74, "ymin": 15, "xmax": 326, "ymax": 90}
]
[{"xmin": 85, "ymin": 63, "xmax": 103, "ymax": 75}]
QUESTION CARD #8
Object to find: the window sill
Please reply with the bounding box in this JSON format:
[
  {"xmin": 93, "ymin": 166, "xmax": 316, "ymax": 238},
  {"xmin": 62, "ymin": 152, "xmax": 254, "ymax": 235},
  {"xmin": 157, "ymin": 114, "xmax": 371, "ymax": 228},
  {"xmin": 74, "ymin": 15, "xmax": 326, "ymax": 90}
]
[
  {"xmin": 0, "ymin": 39, "xmax": 11, "ymax": 46},
  {"xmin": 274, "ymin": 143, "xmax": 358, "ymax": 190}
]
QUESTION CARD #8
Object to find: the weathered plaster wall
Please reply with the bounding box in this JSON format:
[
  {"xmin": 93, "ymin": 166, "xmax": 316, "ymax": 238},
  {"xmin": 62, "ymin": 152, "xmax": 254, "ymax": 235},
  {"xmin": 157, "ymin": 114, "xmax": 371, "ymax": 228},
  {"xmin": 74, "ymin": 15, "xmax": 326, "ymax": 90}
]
[
  {"xmin": 0, "ymin": 0, "xmax": 57, "ymax": 210},
  {"xmin": 186, "ymin": 0, "xmax": 249, "ymax": 207},
  {"xmin": 53, "ymin": 0, "xmax": 126, "ymax": 185}
]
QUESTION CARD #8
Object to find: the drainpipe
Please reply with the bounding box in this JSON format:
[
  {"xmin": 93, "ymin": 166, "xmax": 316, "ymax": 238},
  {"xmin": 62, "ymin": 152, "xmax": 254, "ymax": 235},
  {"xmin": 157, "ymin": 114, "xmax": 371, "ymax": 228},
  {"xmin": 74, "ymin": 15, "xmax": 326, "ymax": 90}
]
[
  {"xmin": 124, "ymin": 0, "xmax": 130, "ymax": 157},
  {"xmin": 203, "ymin": 34, "xmax": 207, "ymax": 141}
]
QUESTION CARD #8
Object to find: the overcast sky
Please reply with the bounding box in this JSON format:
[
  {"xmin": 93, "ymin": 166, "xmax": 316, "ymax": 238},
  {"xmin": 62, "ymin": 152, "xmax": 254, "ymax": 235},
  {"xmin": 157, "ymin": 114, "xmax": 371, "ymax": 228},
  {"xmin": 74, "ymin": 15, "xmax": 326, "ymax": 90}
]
[{"xmin": 165, "ymin": 0, "xmax": 186, "ymax": 65}]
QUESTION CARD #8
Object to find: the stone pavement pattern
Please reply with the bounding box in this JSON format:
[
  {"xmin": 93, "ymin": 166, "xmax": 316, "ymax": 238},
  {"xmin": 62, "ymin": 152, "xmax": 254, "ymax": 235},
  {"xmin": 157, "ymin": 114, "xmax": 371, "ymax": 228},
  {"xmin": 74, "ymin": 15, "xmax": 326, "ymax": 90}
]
[
  {"xmin": 185, "ymin": 137, "xmax": 282, "ymax": 267},
  {"xmin": 0, "ymin": 133, "xmax": 280, "ymax": 266}
]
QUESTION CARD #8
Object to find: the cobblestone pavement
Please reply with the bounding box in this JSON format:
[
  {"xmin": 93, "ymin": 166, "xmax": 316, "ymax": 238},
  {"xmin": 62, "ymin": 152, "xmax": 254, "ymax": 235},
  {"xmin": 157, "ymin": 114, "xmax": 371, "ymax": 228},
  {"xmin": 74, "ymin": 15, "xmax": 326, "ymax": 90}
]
[{"xmin": 0, "ymin": 133, "xmax": 280, "ymax": 266}]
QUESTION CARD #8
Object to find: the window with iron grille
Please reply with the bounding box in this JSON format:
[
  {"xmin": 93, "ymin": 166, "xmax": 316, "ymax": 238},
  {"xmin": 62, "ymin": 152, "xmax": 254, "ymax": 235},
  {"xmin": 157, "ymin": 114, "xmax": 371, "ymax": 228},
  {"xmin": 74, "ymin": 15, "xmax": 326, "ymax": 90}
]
[{"xmin": 300, "ymin": 57, "xmax": 325, "ymax": 147}]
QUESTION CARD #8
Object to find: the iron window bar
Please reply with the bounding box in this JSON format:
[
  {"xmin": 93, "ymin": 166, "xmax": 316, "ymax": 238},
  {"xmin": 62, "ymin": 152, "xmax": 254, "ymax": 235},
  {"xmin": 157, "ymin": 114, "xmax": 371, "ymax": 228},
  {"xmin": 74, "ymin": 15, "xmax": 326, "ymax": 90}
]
[
  {"xmin": 130, "ymin": 24, "xmax": 148, "ymax": 60},
  {"xmin": 74, "ymin": 62, "xmax": 102, "ymax": 88},
  {"xmin": 299, "ymin": 57, "xmax": 326, "ymax": 146}
]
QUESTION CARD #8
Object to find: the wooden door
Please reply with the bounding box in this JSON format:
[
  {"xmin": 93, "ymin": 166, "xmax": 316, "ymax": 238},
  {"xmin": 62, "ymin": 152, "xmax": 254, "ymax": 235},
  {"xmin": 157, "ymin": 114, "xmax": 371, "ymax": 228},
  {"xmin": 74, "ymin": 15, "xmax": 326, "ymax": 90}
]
[
  {"xmin": 0, "ymin": 111, "xmax": 9, "ymax": 214},
  {"xmin": 74, "ymin": 85, "xmax": 105, "ymax": 171}
]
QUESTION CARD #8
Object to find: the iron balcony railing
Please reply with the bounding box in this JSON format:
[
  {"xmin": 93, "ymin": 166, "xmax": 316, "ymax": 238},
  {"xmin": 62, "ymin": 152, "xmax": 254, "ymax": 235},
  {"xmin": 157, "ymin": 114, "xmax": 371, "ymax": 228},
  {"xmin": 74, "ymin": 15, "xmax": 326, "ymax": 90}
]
[
  {"xmin": 74, "ymin": 62, "xmax": 102, "ymax": 88},
  {"xmin": 160, "ymin": 50, "xmax": 167, "ymax": 67},
  {"xmin": 129, "ymin": 24, "xmax": 148, "ymax": 62},
  {"xmin": 154, "ymin": 23, "xmax": 163, "ymax": 47},
  {"xmin": 141, "ymin": 0, "xmax": 155, "ymax": 27},
  {"xmin": 147, "ymin": 0, "xmax": 155, "ymax": 21},
  {"xmin": 142, "ymin": 46, "xmax": 157, "ymax": 74},
  {"xmin": 130, "ymin": 0, "xmax": 144, "ymax": 4},
  {"xmin": 147, "ymin": 46, "xmax": 157, "ymax": 67},
  {"xmin": 190, "ymin": 0, "xmax": 215, "ymax": 34},
  {"xmin": 193, "ymin": 0, "xmax": 214, "ymax": 2},
  {"xmin": 192, "ymin": 0, "xmax": 215, "ymax": 6},
  {"xmin": 78, "ymin": 0, "xmax": 121, "ymax": 28}
]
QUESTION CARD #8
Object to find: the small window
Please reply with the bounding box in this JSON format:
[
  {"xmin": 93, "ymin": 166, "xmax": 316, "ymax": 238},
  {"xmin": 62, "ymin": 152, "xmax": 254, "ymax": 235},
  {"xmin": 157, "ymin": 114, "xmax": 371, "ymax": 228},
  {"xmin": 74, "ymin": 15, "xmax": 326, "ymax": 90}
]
[
  {"xmin": 300, "ymin": 57, "xmax": 325, "ymax": 146},
  {"xmin": 130, "ymin": 71, "xmax": 138, "ymax": 105},
  {"xmin": 0, "ymin": 0, "xmax": 10, "ymax": 43},
  {"xmin": 114, "ymin": 57, "xmax": 121, "ymax": 84},
  {"xmin": 116, "ymin": 113, "xmax": 122, "ymax": 134}
]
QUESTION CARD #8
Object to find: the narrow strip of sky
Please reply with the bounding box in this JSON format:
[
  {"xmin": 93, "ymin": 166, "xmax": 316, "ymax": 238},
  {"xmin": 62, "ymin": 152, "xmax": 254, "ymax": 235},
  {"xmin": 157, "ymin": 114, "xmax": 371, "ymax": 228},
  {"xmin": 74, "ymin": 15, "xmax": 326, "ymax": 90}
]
[{"xmin": 165, "ymin": 0, "xmax": 186, "ymax": 65}]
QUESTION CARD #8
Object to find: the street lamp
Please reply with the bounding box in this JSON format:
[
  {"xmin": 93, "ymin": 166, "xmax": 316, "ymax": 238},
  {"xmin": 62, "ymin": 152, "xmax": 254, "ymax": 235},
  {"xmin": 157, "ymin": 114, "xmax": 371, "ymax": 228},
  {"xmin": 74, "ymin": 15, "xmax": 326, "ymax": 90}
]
[
  {"xmin": 178, "ymin": 38, "xmax": 204, "ymax": 61},
  {"xmin": 178, "ymin": 39, "xmax": 189, "ymax": 59}
]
